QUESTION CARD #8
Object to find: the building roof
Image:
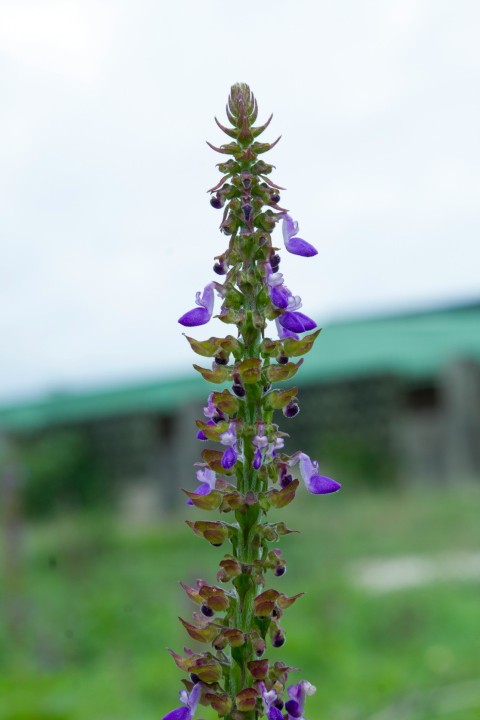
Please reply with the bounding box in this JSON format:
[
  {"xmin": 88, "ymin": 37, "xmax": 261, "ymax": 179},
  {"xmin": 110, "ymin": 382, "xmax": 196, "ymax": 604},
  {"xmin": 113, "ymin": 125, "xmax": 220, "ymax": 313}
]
[{"xmin": 1, "ymin": 302, "xmax": 479, "ymax": 433}]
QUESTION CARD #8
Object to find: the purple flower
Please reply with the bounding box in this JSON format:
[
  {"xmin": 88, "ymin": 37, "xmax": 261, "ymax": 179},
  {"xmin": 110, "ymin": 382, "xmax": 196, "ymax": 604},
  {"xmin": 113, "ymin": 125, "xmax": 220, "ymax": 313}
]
[
  {"xmin": 162, "ymin": 683, "xmax": 201, "ymax": 720},
  {"xmin": 267, "ymin": 267, "xmax": 290, "ymax": 309},
  {"xmin": 291, "ymin": 452, "xmax": 341, "ymax": 494},
  {"xmin": 252, "ymin": 423, "xmax": 268, "ymax": 469},
  {"xmin": 266, "ymin": 264, "xmax": 302, "ymax": 311},
  {"xmin": 275, "ymin": 318, "xmax": 299, "ymax": 341},
  {"xmin": 285, "ymin": 680, "xmax": 316, "ymax": 720},
  {"xmin": 270, "ymin": 284, "xmax": 290, "ymax": 309},
  {"xmin": 220, "ymin": 422, "xmax": 239, "ymax": 469},
  {"xmin": 266, "ymin": 436, "xmax": 285, "ymax": 458},
  {"xmin": 221, "ymin": 446, "xmax": 237, "ymax": 469},
  {"xmin": 178, "ymin": 283, "xmax": 215, "ymax": 327},
  {"xmin": 203, "ymin": 393, "xmax": 217, "ymax": 419},
  {"xmin": 253, "ymin": 448, "xmax": 263, "ymax": 469},
  {"xmin": 187, "ymin": 467, "xmax": 217, "ymax": 505},
  {"xmin": 259, "ymin": 682, "xmax": 284, "ymax": 720},
  {"xmin": 279, "ymin": 311, "xmax": 316, "ymax": 334},
  {"xmin": 282, "ymin": 214, "xmax": 317, "ymax": 257}
]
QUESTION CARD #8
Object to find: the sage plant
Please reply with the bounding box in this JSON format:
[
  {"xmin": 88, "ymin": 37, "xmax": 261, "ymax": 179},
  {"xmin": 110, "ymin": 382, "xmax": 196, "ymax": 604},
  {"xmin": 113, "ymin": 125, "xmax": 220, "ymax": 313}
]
[{"xmin": 164, "ymin": 83, "xmax": 341, "ymax": 720}]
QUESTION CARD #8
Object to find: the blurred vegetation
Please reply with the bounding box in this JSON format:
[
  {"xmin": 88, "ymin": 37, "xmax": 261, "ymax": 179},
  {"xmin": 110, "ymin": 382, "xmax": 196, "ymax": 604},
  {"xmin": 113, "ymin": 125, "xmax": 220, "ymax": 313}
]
[
  {"xmin": 19, "ymin": 431, "xmax": 109, "ymax": 517},
  {"xmin": 1, "ymin": 486, "xmax": 479, "ymax": 720},
  {"xmin": 320, "ymin": 433, "xmax": 397, "ymax": 489}
]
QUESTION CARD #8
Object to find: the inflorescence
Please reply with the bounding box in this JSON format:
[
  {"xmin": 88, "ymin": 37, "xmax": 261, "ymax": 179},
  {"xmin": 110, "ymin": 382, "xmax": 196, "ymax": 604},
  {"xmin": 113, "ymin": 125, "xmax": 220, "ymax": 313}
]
[{"xmin": 163, "ymin": 83, "xmax": 341, "ymax": 720}]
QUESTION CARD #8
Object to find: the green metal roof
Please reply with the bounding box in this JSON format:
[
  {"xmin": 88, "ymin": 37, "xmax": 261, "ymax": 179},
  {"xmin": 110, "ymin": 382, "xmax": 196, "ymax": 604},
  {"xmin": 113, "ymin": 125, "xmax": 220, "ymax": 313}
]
[
  {"xmin": 300, "ymin": 303, "xmax": 480, "ymax": 384},
  {"xmin": 1, "ymin": 303, "xmax": 479, "ymax": 433}
]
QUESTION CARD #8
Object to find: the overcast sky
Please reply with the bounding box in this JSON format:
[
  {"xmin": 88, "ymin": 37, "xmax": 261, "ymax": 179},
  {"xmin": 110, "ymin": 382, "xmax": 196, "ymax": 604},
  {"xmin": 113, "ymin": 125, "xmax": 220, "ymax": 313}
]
[{"xmin": 1, "ymin": 0, "xmax": 479, "ymax": 403}]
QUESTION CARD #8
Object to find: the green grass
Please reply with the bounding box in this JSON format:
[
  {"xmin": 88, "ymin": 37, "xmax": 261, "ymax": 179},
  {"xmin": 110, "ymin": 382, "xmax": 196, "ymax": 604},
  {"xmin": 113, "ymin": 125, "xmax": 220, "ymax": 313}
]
[{"xmin": 1, "ymin": 485, "xmax": 479, "ymax": 720}]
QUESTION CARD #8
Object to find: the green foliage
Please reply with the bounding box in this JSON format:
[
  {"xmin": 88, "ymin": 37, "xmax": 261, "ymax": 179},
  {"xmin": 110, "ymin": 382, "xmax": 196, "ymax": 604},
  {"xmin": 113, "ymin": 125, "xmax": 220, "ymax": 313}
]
[
  {"xmin": 21, "ymin": 431, "xmax": 107, "ymax": 517},
  {"xmin": 0, "ymin": 487, "xmax": 479, "ymax": 719},
  {"xmin": 321, "ymin": 433, "xmax": 397, "ymax": 489}
]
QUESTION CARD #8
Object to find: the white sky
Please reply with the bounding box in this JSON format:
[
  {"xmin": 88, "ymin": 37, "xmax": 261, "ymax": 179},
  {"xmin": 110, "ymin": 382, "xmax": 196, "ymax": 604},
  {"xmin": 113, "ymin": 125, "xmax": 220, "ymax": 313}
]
[{"xmin": 1, "ymin": 0, "xmax": 479, "ymax": 402}]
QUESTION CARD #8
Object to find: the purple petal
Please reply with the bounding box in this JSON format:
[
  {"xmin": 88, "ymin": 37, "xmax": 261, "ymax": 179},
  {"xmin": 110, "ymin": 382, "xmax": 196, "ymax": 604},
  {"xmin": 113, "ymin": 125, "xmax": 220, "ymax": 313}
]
[
  {"xmin": 298, "ymin": 453, "xmax": 316, "ymax": 483},
  {"xmin": 221, "ymin": 447, "xmax": 237, "ymax": 469},
  {"xmin": 253, "ymin": 448, "xmax": 262, "ymax": 470},
  {"xmin": 199, "ymin": 284, "xmax": 215, "ymax": 315},
  {"xmin": 194, "ymin": 482, "xmax": 212, "ymax": 496},
  {"xmin": 268, "ymin": 708, "xmax": 284, "ymax": 720},
  {"xmin": 285, "ymin": 236, "xmax": 318, "ymax": 257},
  {"xmin": 282, "ymin": 214, "xmax": 299, "ymax": 243},
  {"xmin": 178, "ymin": 307, "xmax": 211, "ymax": 327},
  {"xmin": 162, "ymin": 708, "xmax": 191, "ymax": 720},
  {"xmin": 196, "ymin": 467, "xmax": 216, "ymax": 490},
  {"xmin": 306, "ymin": 475, "xmax": 341, "ymax": 494},
  {"xmin": 287, "ymin": 682, "xmax": 303, "ymax": 705},
  {"xmin": 279, "ymin": 311, "xmax": 316, "ymax": 333},
  {"xmin": 275, "ymin": 318, "xmax": 299, "ymax": 340},
  {"xmin": 270, "ymin": 285, "xmax": 290, "ymax": 309},
  {"xmin": 285, "ymin": 700, "xmax": 302, "ymax": 718},
  {"xmin": 188, "ymin": 682, "xmax": 202, "ymax": 712}
]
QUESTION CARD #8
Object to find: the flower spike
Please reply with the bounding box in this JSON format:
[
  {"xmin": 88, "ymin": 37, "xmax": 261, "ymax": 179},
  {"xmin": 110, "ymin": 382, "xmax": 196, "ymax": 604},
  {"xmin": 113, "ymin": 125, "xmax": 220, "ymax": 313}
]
[{"xmin": 165, "ymin": 83, "xmax": 342, "ymax": 719}]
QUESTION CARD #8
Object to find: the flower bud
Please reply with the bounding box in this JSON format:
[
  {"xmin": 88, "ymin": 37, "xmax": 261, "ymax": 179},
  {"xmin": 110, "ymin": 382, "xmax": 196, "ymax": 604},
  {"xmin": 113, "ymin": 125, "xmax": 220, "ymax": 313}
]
[
  {"xmin": 214, "ymin": 355, "xmax": 228, "ymax": 365},
  {"xmin": 213, "ymin": 257, "xmax": 227, "ymax": 275},
  {"xmin": 247, "ymin": 658, "xmax": 269, "ymax": 680},
  {"xmin": 272, "ymin": 630, "xmax": 285, "ymax": 648},
  {"xmin": 252, "ymin": 634, "xmax": 266, "ymax": 657},
  {"xmin": 206, "ymin": 693, "xmax": 233, "ymax": 716},
  {"xmin": 270, "ymin": 252, "xmax": 281, "ymax": 270},
  {"xmin": 232, "ymin": 383, "xmax": 246, "ymax": 397},
  {"xmin": 210, "ymin": 194, "xmax": 224, "ymax": 209},
  {"xmin": 201, "ymin": 604, "xmax": 214, "ymax": 617},
  {"xmin": 242, "ymin": 203, "xmax": 252, "ymax": 222},
  {"xmin": 255, "ymin": 212, "xmax": 276, "ymax": 232},
  {"xmin": 283, "ymin": 401, "xmax": 299, "ymax": 418},
  {"xmin": 217, "ymin": 556, "xmax": 242, "ymax": 582},
  {"xmin": 224, "ymin": 628, "xmax": 245, "ymax": 647},
  {"xmin": 236, "ymin": 688, "xmax": 258, "ymax": 712}
]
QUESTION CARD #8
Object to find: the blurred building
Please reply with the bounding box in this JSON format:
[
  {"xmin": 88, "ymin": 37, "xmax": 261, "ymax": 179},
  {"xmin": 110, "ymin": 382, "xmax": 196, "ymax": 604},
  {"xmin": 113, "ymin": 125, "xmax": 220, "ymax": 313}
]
[{"xmin": 1, "ymin": 301, "xmax": 479, "ymax": 516}]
